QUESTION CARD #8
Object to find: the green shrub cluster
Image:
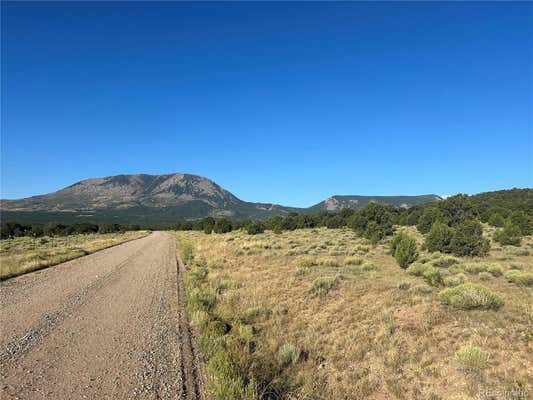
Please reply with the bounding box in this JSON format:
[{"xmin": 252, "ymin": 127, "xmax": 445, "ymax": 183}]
[
  {"xmin": 310, "ymin": 276, "xmax": 339, "ymax": 295},
  {"xmin": 424, "ymin": 220, "xmax": 490, "ymax": 257},
  {"xmin": 505, "ymin": 270, "xmax": 533, "ymax": 286},
  {"xmin": 392, "ymin": 233, "xmax": 418, "ymax": 268},
  {"xmin": 455, "ymin": 345, "xmax": 488, "ymax": 372},
  {"xmin": 438, "ymin": 283, "xmax": 503, "ymax": 310}
]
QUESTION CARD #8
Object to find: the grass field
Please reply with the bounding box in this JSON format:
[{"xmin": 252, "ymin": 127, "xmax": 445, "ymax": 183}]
[
  {"xmin": 0, "ymin": 231, "xmax": 149, "ymax": 280},
  {"xmin": 177, "ymin": 226, "xmax": 532, "ymax": 400}
]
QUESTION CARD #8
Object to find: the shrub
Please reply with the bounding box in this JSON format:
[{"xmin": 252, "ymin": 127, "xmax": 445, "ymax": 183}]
[
  {"xmin": 417, "ymin": 207, "xmax": 441, "ymax": 234},
  {"xmin": 508, "ymin": 210, "xmax": 533, "ymax": 235},
  {"xmin": 296, "ymin": 257, "xmax": 316, "ymax": 269},
  {"xmin": 343, "ymin": 256, "xmax": 363, "ymax": 266},
  {"xmin": 488, "ymin": 213, "xmax": 506, "ymax": 228},
  {"xmin": 463, "ymin": 263, "xmax": 487, "ymax": 274},
  {"xmin": 505, "ymin": 270, "xmax": 533, "ymax": 286},
  {"xmin": 410, "ymin": 284, "xmax": 433, "ymax": 295},
  {"xmin": 494, "ymin": 223, "xmax": 522, "ymax": 246},
  {"xmin": 310, "ymin": 276, "xmax": 339, "ymax": 295},
  {"xmin": 486, "ymin": 264, "xmax": 503, "ymax": 277},
  {"xmin": 478, "ymin": 272, "xmax": 492, "ymax": 281},
  {"xmin": 207, "ymin": 350, "xmax": 257, "ymax": 400},
  {"xmin": 361, "ymin": 262, "xmax": 376, "ymax": 271},
  {"xmin": 189, "ymin": 287, "xmax": 217, "ymax": 311},
  {"xmin": 393, "ymin": 234, "xmax": 419, "ymax": 268},
  {"xmin": 504, "ymin": 246, "xmax": 529, "ymax": 256},
  {"xmin": 390, "ymin": 232, "xmax": 409, "ymax": 254},
  {"xmin": 406, "ymin": 263, "xmax": 429, "ymax": 277},
  {"xmin": 278, "ymin": 343, "xmax": 301, "ymax": 366},
  {"xmin": 189, "ymin": 265, "xmax": 209, "ymax": 284},
  {"xmin": 423, "ymin": 267, "xmax": 444, "ymax": 287},
  {"xmin": 509, "ymin": 262, "xmax": 526, "ymax": 270},
  {"xmin": 242, "ymin": 306, "xmax": 271, "ymax": 322},
  {"xmin": 455, "ymin": 345, "xmax": 488, "ymax": 372},
  {"xmin": 448, "ymin": 265, "xmax": 465, "ymax": 275},
  {"xmin": 444, "ymin": 273, "xmax": 467, "ymax": 287},
  {"xmin": 438, "ymin": 283, "xmax": 503, "ymax": 310},
  {"xmin": 425, "ymin": 222, "xmax": 454, "ymax": 253},
  {"xmin": 247, "ymin": 222, "xmax": 265, "ymax": 235},
  {"xmin": 190, "ymin": 310, "xmax": 211, "ymax": 329},
  {"xmin": 214, "ymin": 218, "xmax": 232, "ymax": 234},
  {"xmin": 449, "ymin": 220, "xmax": 490, "ymax": 257},
  {"xmin": 432, "ymin": 255, "xmax": 459, "ymax": 268},
  {"xmin": 318, "ymin": 257, "xmax": 340, "ymax": 267},
  {"xmin": 347, "ymin": 203, "xmax": 394, "ymax": 243},
  {"xmin": 178, "ymin": 238, "xmax": 194, "ymax": 265}
]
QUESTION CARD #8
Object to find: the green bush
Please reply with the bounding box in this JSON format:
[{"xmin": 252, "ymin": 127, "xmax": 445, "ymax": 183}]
[
  {"xmin": 425, "ymin": 222, "xmax": 454, "ymax": 253},
  {"xmin": 438, "ymin": 283, "xmax": 503, "ymax": 310},
  {"xmin": 486, "ymin": 264, "xmax": 503, "ymax": 277},
  {"xmin": 455, "ymin": 345, "xmax": 488, "ymax": 371},
  {"xmin": 423, "ymin": 267, "xmax": 444, "ymax": 287},
  {"xmin": 393, "ymin": 234, "xmax": 419, "ymax": 268},
  {"xmin": 247, "ymin": 222, "xmax": 265, "ymax": 235},
  {"xmin": 406, "ymin": 263, "xmax": 429, "ymax": 277},
  {"xmin": 444, "ymin": 273, "xmax": 467, "ymax": 287},
  {"xmin": 410, "ymin": 284, "xmax": 433, "ymax": 295},
  {"xmin": 508, "ymin": 210, "xmax": 533, "ymax": 235},
  {"xmin": 488, "ymin": 213, "xmax": 506, "ymax": 228},
  {"xmin": 296, "ymin": 257, "xmax": 316, "ymax": 269},
  {"xmin": 343, "ymin": 256, "xmax": 364, "ymax": 266},
  {"xmin": 463, "ymin": 263, "xmax": 487, "ymax": 274},
  {"xmin": 432, "ymin": 255, "xmax": 460, "ymax": 268},
  {"xmin": 417, "ymin": 207, "xmax": 441, "ymax": 234},
  {"xmin": 478, "ymin": 271, "xmax": 493, "ymax": 281},
  {"xmin": 189, "ymin": 287, "xmax": 217, "ymax": 311},
  {"xmin": 505, "ymin": 270, "xmax": 533, "ymax": 286},
  {"xmin": 494, "ymin": 223, "xmax": 522, "ymax": 246},
  {"xmin": 503, "ymin": 246, "xmax": 529, "ymax": 256},
  {"xmin": 390, "ymin": 232, "xmax": 409, "ymax": 254},
  {"xmin": 207, "ymin": 350, "xmax": 257, "ymax": 400},
  {"xmin": 449, "ymin": 220, "xmax": 490, "ymax": 257},
  {"xmin": 317, "ymin": 257, "xmax": 340, "ymax": 267},
  {"xmin": 310, "ymin": 276, "xmax": 339, "ymax": 295},
  {"xmin": 178, "ymin": 237, "xmax": 194, "ymax": 265},
  {"xmin": 214, "ymin": 218, "xmax": 233, "ymax": 234},
  {"xmin": 278, "ymin": 343, "xmax": 301, "ymax": 366},
  {"xmin": 361, "ymin": 262, "xmax": 376, "ymax": 271},
  {"xmin": 347, "ymin": 203, "xmax": 394, "ymax": 243}
]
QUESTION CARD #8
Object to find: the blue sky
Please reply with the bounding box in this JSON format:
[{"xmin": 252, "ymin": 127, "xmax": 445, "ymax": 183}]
[{"xmin": 2, "ymin": 2, "xmax": 532, "ymax": 207}]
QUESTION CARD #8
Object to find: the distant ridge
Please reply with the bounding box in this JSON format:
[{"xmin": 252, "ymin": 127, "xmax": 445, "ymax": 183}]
[
  {"xmin": 0, "ymin": 173, "xmax": 441, "ymax": 224},
  {"xmin": 308, "ymin": 194, "xmax": 443, "ymax": 213}
]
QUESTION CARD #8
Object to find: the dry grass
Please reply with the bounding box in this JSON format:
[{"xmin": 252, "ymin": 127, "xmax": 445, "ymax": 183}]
[
  {"xmin": 177, "ymin": 227, "xmax": 532, "ymax": 399},
  {"xmin": 0, "ymin": 231, "xmax": 149, "ymax": 280}
]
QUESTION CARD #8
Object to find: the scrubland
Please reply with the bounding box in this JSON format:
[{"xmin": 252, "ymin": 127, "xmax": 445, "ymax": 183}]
[
  {"xmin": 177, "ymin": 226, "xmax": 532, "ymax": 400},
  {"xmin": 0, "ymin": 231, "xmax": 149, "ymax": 280}
]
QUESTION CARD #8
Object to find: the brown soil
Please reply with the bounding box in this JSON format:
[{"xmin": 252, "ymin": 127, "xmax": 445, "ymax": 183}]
[{"xmin": 0, "ymin": 232, "xmax": 206, "ymax": 399}]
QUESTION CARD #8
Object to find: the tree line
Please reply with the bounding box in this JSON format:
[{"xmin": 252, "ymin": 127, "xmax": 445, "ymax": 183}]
[
  {"xmin": 3, "ymin": 189, "xmax": 532, "ymax": 257},
  {"xmin": 174, "ymin": 189, "xmax": 533, "ymax": 257},
  {"xmin": 0, "ymin": 222, "xmax": 146, "ymax": 239}
]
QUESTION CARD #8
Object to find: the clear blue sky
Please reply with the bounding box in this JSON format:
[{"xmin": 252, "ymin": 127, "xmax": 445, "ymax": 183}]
[{"xmin": 2, "ymin": 2, "xmax": 532, "ymax": 207}]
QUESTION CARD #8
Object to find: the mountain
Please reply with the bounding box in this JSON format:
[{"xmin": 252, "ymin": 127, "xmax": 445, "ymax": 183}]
[
  {"xmin": 0, "ymin": 173, "xmax": 441, "ymax": 224},
  {"xmin": 308, "ymin": 194, "xmax": 443, "ymax": 213},
  {"xmin": 0, "ymin": 173, "xmax": 301, "ymax": 224}
]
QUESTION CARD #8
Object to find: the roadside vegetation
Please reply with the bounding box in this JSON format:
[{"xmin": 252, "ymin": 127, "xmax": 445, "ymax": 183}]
[
  {"xmin": 0, "ymin": 231, "xmax": 149, "ymax": 280},
  {"xmin": 177, "ymin": 216, "xmax": 532, "ymax": 399}
]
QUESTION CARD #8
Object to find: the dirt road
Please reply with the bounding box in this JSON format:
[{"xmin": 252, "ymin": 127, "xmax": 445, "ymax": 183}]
[{"xmin": 0, "ymin": 232, "xmax": 206, "ymax": 400}]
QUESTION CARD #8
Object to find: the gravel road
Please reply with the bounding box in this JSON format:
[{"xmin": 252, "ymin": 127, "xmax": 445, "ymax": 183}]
[{"xmin": 0, "ymin": 232, "xmax": 206, "ymax": 400}]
